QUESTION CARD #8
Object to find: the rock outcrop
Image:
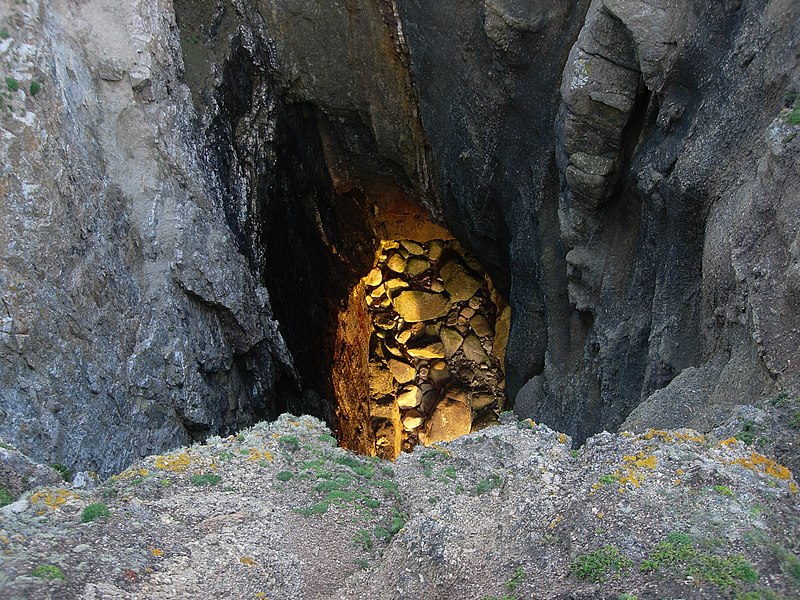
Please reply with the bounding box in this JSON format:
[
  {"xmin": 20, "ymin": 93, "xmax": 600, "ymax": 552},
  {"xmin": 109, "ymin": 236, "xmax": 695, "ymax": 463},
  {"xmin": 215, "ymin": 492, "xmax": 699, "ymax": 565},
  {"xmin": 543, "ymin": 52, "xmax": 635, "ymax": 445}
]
[{"xmin": 0, "ymin": 0, "xmax": 798, "ymax": 476}]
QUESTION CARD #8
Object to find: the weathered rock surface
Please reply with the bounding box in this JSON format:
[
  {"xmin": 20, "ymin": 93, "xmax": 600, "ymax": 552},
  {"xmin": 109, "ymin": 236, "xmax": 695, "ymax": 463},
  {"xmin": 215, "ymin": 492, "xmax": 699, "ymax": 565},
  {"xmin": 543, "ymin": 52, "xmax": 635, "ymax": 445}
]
[
  {"xmin": 391, "ymin": 291, "xmax": 451, "ymax": 323},
  {"xmin": 0, "ymin": 413, "xmax": 797, "ymax": 599}
]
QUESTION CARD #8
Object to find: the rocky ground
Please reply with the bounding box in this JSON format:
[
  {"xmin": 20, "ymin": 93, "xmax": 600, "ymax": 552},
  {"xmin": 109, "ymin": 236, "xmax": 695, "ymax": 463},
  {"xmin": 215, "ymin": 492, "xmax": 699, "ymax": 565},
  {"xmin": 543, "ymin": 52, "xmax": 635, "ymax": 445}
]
[
  {"xmin": 364, "ymin": 238, "xmax": 510, "ymax": 459},
  {"xmin": 0, "ymin": 411, "xmax": 798, "ymax": 600}
]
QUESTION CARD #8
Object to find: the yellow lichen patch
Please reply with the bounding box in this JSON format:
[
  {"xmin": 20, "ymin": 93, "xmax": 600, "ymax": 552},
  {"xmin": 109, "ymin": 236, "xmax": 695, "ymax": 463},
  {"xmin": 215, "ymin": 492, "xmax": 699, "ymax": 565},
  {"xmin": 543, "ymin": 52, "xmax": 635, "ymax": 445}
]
[
  {"xmin": 30, "ymin": 489, "xmax": 78, "ymax": 513},
  {"xmin": 289, "ymin": 420, "xmax": 301, "ymax": 427},
  {"xmin": 150, "ymin": 548, "xmax": 163, "ymax": 557},
  {"xmin": 247, "ymin": 448, "xmax": 274, "ymax": 463},
  {"xmin": 623, "ymin": 452, "xmax": 658, "ymax": 470},
  {"xmin": 548, "ymin": 515, "xmax": 563, "ymax": 530},
  {"xmin": 790, "ymin": 482, "xmax": 798, "ymax": 494},
  {"xmin": 558, "ymin": 433, "xmax": 568, "ymax": 444},
  {"xmin": 638, "ymin": 428, "xmax": 705, "ymax": 445},
  {"xmin": 732, "ymin": 452, "xmax": 793, "ymax": 480},
  {"xmin": 719, "ymin": 437, "xmax": 740, "ymax": 448},
  {"xmin": 154, "ymin": 452, "xmax": 191, "ymax": 473},
  {"xmin": 621, "ymin": 431, "xmax": 634, "ymax": 438},
  {"xmin": 240, "ymin": 556, "xmax": 256, "ymax": 567},
  {"xmin": 113, "ymin": 467, "xmax": 150, "ymax": 481}
]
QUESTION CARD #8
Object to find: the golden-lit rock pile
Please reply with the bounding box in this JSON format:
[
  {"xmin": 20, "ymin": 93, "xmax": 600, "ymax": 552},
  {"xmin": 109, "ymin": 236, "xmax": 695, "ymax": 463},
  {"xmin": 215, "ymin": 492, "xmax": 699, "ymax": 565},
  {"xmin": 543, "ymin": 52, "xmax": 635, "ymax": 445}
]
[{"xmin": 364, "ymin": 239, "xmax": 507, "ymax": 458}]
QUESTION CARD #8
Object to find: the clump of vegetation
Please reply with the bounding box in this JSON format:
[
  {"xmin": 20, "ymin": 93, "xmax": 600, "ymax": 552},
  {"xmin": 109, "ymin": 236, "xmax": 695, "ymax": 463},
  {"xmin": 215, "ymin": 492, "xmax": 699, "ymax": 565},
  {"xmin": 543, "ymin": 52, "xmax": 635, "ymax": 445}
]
[
  {"xmin": 641, "ymin": 532, "xmax": 758, "ymax": 590},
  {"xmin": 599, "ymin": 474, "xmax": 620, "ymax": 485},
  {"xmin": 81, "ymin": 502, "xmax": 111, "ymax": 523},
  {"xmin": 713, "ymin": 485, "xmax": 734, "ymax": 497},
  {"xmin": 735, "ymin": 420, "xmax": 758, "ymax": 446},
  {"xmin": 5, "ymin": 76, "xmax": 18, "ymax": 92},
  {"xmin": 0, "ymin": 486, "xmax": 14, "ymax": 507},
  {"xmin": 789, "ymin": 411, "xmax": 800, "ymax": 429},
  {"xmin": 29, "ymin": 80, "xmax": 41, "ymax": 97},
  {"xmin": 618, "ymin": 594, "xmax": 638, "ymax": 600},
  {"xmin": 51, "ymin": 463, "xmax": 71, "ymax": 482},
  {"xmin": 472, "ymin": 474, "xmax": 503, "ymax": 495},
  {"xmin": 278, "ymin": 435, "xmax": 300, "ymax": 451},
  {"xmin": 353, "ymin": 529, "xmax": 373, "ymax": 551},
  {"xmin": 276, "ymin": 471, "xmax": 294, "ymax": 482},
  {"xmin": 31, "ymin": 564, "xmax": 65, "ymax": 580},
  {"xmin": 507, "ymin": 566, "xmax": 526, "ymax": 591},
  {"xmin": 570, "ymin": 545, "xmax": 632, "ymax": 582},
  {"xmin": 0, "ymin": 28, "xmax": 10, "ymax": 39},
  {"xmin": 188, "ymin": 473, "xmax": 222, "ymax": 486}
]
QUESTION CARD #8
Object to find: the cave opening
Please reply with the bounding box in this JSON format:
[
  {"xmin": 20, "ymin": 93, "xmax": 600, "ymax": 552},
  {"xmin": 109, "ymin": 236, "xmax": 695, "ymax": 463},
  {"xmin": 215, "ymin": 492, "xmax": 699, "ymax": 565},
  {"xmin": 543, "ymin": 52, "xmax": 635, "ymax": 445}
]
[
  {"xmin": 332, "ymin": 212, "xmax": 511, "ymax": 460},
  {"xmin": 259, "ymin": 103, "xmax": 510, "ymax": 459}
]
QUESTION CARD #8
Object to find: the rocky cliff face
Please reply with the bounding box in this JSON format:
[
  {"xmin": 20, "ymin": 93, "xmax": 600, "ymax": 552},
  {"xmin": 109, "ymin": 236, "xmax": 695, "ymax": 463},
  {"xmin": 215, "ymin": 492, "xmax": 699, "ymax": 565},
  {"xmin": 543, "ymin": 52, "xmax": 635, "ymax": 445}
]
[{"xmin": 0, "ymin": 0, "xmax": 798, "ymax": 474}]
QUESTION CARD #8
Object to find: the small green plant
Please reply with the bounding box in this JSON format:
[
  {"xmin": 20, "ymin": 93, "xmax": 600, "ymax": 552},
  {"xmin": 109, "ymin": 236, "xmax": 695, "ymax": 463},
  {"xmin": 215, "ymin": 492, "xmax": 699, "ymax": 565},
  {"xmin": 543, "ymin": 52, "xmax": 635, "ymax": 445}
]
[
  {"xmin": 0, "ymin": 486, "xmax": 14, "ymax": 507},
  {"xmin": 101, "ymin": 486, "xmax": 118, "ymax": 498},
  {"xmin": 472, "ymin": 474, "xmax": 503, "ymax": 495},
  {"xmin": 276, "ymin": 471, "xmax": 294, "ymax": 482},
  {"xmin": 353, "ymin": 529, "xmax": 373, "ymax": 551},
  {"xmin": 353, "ymin": 558, "xmax": 370, "ymax": 570},
  {"xmin": 789, "ymin": 411, "xmax": 800, "ymax": 429},
  {"xmin": 788, "ymin": 101, "xmax": 800, "ymax": 126},
  {"xmin": 294, "ymin": 501, "xmax": 329, "ymax": 517},
  {"xmin": 5, "ymin": 76, "xmax": 18, "ymax": 92},
  {"xmin": 81, "ymin": 502, "xmax": 111, "ymax": 523},
  {"xmin": 236, "ymin": 432, "xmax": 246, "ymax": 442},
  {"xmin": 218, "ymin": 451, "xmax": 233, "ymax": 461},
  {"xmin": 599, "ymin": 474, "xmax": 620, "ymax": 485},
  {"xmin": 0, "ymin": 28, "xmax": 9, "ymax": 39},
  {"xmin": 51, "ymin": 463, "xmax": 71, "ymax": 482},
  {"xmin": 507, "ymin": 566, "xmax": 526, "ymax": 590},
  {"xmin": 771, "ymin": 392, "xmax": 789, "ymax": 407},
  {"xmin": 570, "ymin": 545, "xmax": 632, "ymax": 582},
  {"xmin": 618, "ymin": 594, "xmax": 638, "ymax": 600},
  {"xmin": 279, "ymin": 435, "xmax": 300, "ymax": 450},
  {"xmin": 713, "ymin": 485, "xmax": 734, "ymax": 497},
  {"xmin": 735, "ymin": 420, "xmax": 757, "ymax": 446},
  {"xmin": 29, "ymin": 80, "xmax": 41, "ymax": 97},
  {"xmin": 189, "ymin": 473, "xmax": 222, "ymax": 486},
  {"xmin": 570, "ymin": 449, "xmax": 579, "ymax": 459},
  {"xmin": 31, "ymin": 564, "xmax": 65, "ymax": 580}
]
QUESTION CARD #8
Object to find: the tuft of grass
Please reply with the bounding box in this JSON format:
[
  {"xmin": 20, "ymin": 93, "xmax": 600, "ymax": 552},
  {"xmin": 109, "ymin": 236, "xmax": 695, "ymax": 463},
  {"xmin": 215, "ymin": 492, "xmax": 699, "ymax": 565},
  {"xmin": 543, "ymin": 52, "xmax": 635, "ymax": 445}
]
[
  {"xmin": 0, "ymin": 28, "xmax": 9, "ymax": 39},
  {"xmin": 599, "ymin": 474, "xmax": 620, "ymax": 485},
  {"xmin": 294, "ymin": 501, "xmax": 329, "ymax": 517},
  {"xmin": 507, "ymin": 566, "xmax": 526, "ymax": 590},
  {"xmin": 354, "ymin": 558, "xmax": 370, "ymax": 570},
  {"xmin": 31, "ymin": 564, "xmax": 65, "ymax": 580},
  {"xmin": 713, "ymin": 485, "xmax": 734, "ymax": 497},
  {"xmin": 472, "ymin": 474, "xmax": 503, "ymax": 495},
  {"xmin": 788, "ymin": 103, "xmax": 800, "ymax": 126},
  {"xmin": 189, "ymin": 473, "xmax": 222, "ymax": 486},
  {"xmin": 570, "ymin": 449, "xmax": 579, "ymax": 459},
  {"xmin": 570, "ymin": 546, "xmax": 632, "ymax": 582},
  {"xmin": 29, "ymin": 80, "xmax": 41, "ymax": 97},
  {"xmin": 353, "ymin": 529, "xmax": 373, "ymax": 551},
  {"xmin": 0, "ymin": 486, "xmax": 14, "ymax": 507},
  {"xmin": 618, "ymin": 594, "xmax": 638, "ymax": 600},
  {"xmin": 5, "ymin": 76, "xmax": 18, "ymax": 92},
  {"xmin": 81, "ymin": 502, "xmax": 111, "ymax": 523},
  {"xmin": 276, "ymin": 471, "xmax": 294, "ymax": 482}
]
